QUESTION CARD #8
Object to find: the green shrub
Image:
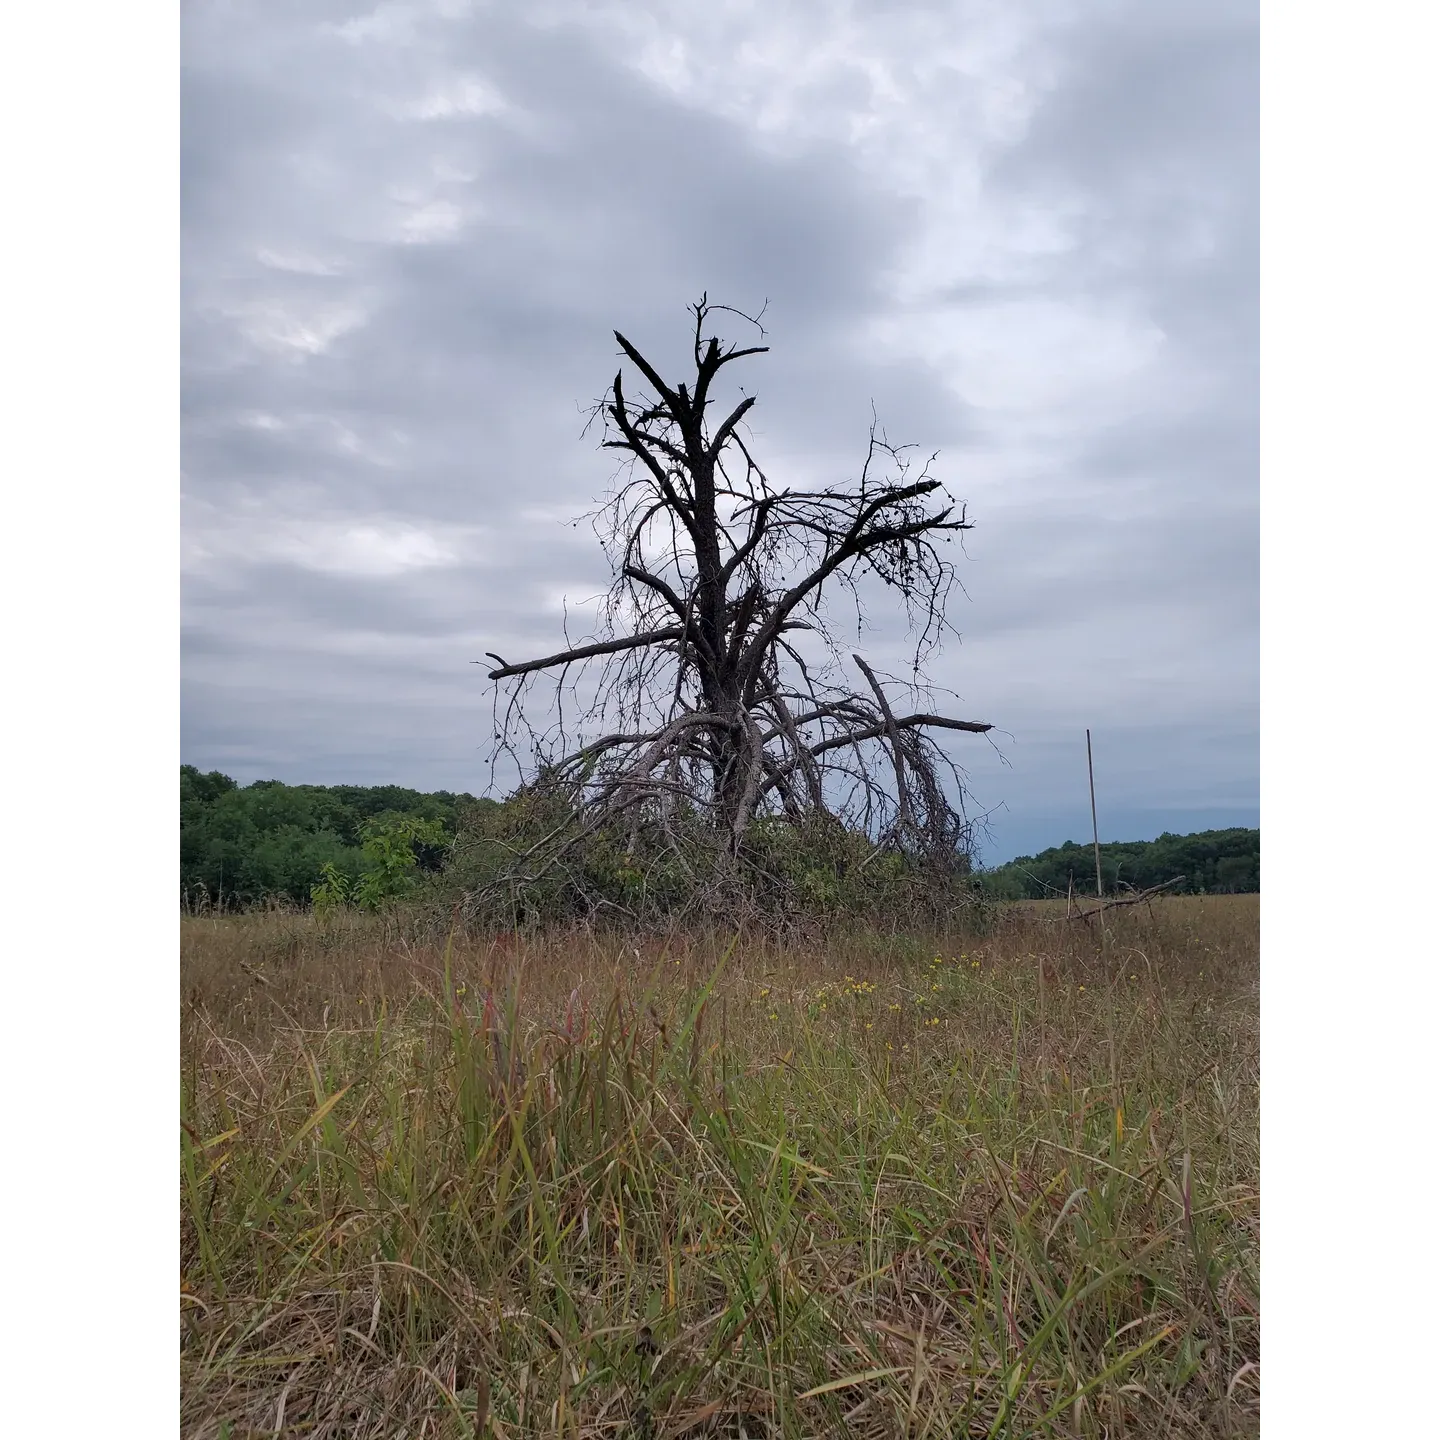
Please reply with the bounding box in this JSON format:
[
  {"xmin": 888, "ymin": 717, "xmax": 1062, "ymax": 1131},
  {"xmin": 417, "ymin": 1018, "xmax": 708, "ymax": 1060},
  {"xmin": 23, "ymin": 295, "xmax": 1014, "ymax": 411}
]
[
  {"xmin": 313, "ymin": 816, "xmax": 451, "ymax": 915},
  {"xmin": 439, "ymin": 791, "xmax": 987, "ymax": 933}
]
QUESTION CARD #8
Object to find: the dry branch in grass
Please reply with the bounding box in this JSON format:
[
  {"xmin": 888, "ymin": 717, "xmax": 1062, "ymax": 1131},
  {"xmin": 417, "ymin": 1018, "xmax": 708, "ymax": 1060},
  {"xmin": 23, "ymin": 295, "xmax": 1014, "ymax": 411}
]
[
  {"xmin": 1066, "ymin": 876, "xmax": 1189, "ymax": 922},
  {"xmin": 476, "ymin": 298, "xmax": 993, "ymax": 916}
]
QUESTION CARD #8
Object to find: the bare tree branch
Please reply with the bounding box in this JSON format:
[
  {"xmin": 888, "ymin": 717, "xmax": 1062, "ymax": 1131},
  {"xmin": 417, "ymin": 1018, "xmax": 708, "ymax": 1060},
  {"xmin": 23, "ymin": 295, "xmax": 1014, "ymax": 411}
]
[{"xmin": 484, "ymin": 628, "xmax": 687, "ymax": 680}]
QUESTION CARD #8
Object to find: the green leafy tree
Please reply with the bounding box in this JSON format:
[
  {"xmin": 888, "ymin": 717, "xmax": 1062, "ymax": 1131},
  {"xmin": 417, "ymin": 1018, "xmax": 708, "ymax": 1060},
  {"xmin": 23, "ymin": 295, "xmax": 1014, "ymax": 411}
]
[
  {"xmin": 352, "ymin": 816, "xmax": 450, "ymax": 910},
  {"xmin": 181, "ymin": 768, "xmax": 480, "ymax": 909},
  {"xmin": 313, "ymin": 816, "xmax": 450, "ymax": 914}
]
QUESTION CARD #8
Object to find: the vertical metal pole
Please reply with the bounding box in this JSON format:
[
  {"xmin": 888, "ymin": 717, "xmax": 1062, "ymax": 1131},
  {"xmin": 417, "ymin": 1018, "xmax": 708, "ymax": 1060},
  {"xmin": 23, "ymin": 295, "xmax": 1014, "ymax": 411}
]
[{"xmin": 1087, "ymin": 728, "xmax": 1103, "ymax": 898}]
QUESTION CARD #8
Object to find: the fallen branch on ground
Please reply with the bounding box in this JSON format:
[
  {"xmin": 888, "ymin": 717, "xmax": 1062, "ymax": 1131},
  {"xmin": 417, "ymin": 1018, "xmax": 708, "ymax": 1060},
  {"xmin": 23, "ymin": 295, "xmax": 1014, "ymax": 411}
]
[{"xmin": 1067, "ymin": 876, "xmax": 1188, "ymax": 922}]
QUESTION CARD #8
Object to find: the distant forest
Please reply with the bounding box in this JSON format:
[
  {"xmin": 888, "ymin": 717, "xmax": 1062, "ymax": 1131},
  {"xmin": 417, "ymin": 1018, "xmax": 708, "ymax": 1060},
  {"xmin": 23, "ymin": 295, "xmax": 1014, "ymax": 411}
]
[
  {"xmin": 182, "ymin": 766, "xmax": 1258, "ymax": 911},
  {"xmin": 180, "ymin": 766, "xmax": 492, "ymax": 909},
  {"xmin": 977, "ymin": 829, "xmax": 1259, "ymax": 900}
]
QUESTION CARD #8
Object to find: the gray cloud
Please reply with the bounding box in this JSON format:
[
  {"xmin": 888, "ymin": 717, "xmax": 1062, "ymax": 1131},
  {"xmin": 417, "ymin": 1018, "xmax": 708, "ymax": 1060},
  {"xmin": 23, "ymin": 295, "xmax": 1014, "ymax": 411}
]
[{"xmin": 182, "ymin": 0, "xmax": 1258, "ymax": 861}]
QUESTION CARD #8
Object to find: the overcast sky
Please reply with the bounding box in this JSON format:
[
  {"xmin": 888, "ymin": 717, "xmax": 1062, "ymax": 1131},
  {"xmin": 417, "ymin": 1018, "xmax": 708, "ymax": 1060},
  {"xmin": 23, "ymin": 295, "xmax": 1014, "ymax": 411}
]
[{"xmin": 181, "ymin": 0, "xmax": 1257, "ymax": 864}]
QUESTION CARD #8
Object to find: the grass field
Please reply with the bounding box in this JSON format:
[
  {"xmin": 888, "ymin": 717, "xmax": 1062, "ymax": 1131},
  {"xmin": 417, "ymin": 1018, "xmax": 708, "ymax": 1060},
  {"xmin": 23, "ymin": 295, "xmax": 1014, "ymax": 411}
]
[{"xmin": 180, "ymin": 896, "xmax": 1258, "ymax": 1438}]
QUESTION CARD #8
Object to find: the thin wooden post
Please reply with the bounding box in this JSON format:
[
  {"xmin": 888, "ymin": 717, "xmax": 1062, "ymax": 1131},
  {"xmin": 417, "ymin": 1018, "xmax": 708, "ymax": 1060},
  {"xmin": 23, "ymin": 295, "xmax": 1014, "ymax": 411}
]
[
  {"xmin": 1038, "ymin": 948, "xmax": 1047, "ymax": 1077},
  {"xmin": 1086, "ymin": 728, "xmax": 1103, "ymax": 899}
]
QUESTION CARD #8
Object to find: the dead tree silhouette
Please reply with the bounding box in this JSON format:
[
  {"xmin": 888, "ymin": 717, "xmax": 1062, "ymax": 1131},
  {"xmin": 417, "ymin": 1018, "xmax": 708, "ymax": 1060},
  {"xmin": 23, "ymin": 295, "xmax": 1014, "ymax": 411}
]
[{"xmin": 477, "ymin": 297, "xmax": 992, "ymax": 918}]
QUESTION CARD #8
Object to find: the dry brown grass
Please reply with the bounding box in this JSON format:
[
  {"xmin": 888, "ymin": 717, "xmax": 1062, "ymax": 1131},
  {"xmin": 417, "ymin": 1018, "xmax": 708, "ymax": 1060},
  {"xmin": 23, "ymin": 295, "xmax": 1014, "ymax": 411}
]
[{"xmin": 181, "ymin": 897, "xmax": 1257, "ymax": 1438}]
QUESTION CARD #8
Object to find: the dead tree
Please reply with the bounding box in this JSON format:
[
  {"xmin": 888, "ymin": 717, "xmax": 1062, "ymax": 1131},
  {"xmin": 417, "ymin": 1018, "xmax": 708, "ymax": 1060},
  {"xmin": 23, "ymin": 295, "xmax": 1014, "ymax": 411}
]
[{"xmin": 478, "ymin": 298, "xmax": 992, "ymax": 911}]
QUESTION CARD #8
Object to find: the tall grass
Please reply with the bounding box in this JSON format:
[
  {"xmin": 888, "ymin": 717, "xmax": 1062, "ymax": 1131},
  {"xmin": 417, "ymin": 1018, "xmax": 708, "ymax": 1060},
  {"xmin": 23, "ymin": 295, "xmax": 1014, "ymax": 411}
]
[{"xmin": 181, "ymin": 898, "xmax": 1258, "ymax": 1438}]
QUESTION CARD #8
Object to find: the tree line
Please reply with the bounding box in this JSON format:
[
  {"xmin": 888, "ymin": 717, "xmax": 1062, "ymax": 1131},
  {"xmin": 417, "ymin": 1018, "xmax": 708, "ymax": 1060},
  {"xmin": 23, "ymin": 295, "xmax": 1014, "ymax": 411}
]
[
  {"xmin": 977, "ymin": 828, "xmax": 1259, "ymax": 901},
  {"xmin": 182, "ymin": 765, "xmax": 1257, "ymax": 913},
  {"xmin": 180, "ymin": 766, "xmax": 491, "ymax": 909}
]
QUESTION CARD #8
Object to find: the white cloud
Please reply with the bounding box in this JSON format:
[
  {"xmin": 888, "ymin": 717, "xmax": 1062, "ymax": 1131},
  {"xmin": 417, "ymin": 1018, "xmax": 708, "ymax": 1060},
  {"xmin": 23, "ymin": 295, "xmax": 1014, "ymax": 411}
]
[
  {"xmin": 295, "ymin": 524, "xmax": 461, "ymax": 576},
  {"xmin": 395, "ymin": 198, "xmax": 464, "ymax": 244},
  {"xmin": 226, "ymin": 298, "xmax": 370, "ymax": 359},
  {"xmin": 868, "ymin": 299, "xmax": 1166, "ymax": 414},
  {"xmin": 256, "ymin": 249, "xmax": 344, "ymax": 277},
  {"xmin": 183, "ymin": 506, "xmax": 486, "ymax": 580},
  {"xmin": 394, "ymin": 74, "xmax": 509, "ymax": 121},
  {"xmin": 325, "ymin": 4, "xmax": 419, "ymax": 46}
]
